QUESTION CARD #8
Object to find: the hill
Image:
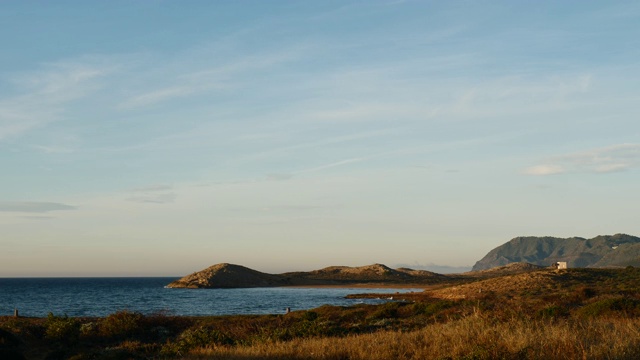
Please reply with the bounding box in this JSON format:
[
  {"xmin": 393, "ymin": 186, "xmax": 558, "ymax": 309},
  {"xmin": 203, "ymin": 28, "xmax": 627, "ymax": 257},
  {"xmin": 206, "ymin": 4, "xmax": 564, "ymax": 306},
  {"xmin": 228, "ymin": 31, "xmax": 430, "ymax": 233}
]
[
  {"xmin": 463, "ymin": 262, "xmax": 544, "ymax": 277},
  {"xmin": 166, "ymin": 263, "xmax": 446, "ymax": 288},
  {"xmin": 165, "ymin": 263, "xmax": 287, "ymax": 288},
  {"xmin": 472, "ymin": 233, "xmax": 640, "ymax": 271}
]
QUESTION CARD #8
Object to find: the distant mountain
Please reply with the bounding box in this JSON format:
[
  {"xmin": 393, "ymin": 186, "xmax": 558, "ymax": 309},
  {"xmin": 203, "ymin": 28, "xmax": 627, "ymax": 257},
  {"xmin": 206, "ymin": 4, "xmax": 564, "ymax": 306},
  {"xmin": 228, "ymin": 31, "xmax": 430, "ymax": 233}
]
[
  {"xmin": 166, "ymin": 263, "xmax": 446, "ymax": 289},
  {"xmin": 472, "ymin": 234, "xmax": 640, "ymax": 271}
]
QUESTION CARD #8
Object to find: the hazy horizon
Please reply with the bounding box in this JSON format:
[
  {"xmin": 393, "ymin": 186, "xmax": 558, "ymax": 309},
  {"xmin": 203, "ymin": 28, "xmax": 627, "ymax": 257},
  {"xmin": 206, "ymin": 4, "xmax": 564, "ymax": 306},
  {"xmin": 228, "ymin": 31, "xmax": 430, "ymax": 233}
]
[
  {"xmin": 2, "ymin": 1, "xmax": 639, "ymax": 277},
  {"xmin": 0, "ymin": 261, "xmax": 474, "ymax": 278}
]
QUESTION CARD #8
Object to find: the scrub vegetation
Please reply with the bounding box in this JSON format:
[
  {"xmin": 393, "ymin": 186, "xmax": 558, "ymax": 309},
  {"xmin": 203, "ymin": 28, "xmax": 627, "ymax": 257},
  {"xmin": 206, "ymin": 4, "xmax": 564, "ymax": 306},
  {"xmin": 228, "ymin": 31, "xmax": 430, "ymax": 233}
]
[{"xmin": 2, "ymin": 267, "xmax": 640, "ymax": 359}]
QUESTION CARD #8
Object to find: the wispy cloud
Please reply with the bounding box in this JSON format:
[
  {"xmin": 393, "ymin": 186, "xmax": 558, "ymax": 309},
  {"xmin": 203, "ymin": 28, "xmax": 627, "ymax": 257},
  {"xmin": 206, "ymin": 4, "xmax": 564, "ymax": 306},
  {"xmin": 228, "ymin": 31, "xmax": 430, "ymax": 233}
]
[
  {"xmin": 297, "ymin": 158, "xmax": 365, "ymax": 174},
  {"xmin": 117, "ymin": 46, "xmax": 305, "ymax": 109},
  {"xmin": 127, "ymin": 193, "xmax": 177, "ymax": 204},
  {"xmin": 19, "ymin": 215, "xmax": 55, "ymax": 221},
  {"xmin": 308, "ymin": 103, "xmax": 411, "ymax": 123},
  {"xmin": 32, "ymin": 145, "xmax": 75, "ymax": 154},
  {"xmin": 119, "ymin": 85, "xmax": 197, "ymax": 109},
  {"xmin": 236, "ymin": 129, "xmax": 394, "ymax": 164},
  {"xmin": 265, "ymin": 173, "xmax": 294, "ymax": 181},
  {"xmin": 126, "ymin": 184, "xmax": 176, "ymax": 204},
  {"xmin": 0, "ymin": 59, "xmax": 111, "ymax": 141},
  {"xmin": 522, "ymin": 165, "xmax": 565, "ymax": 176},
  {"xmin": 0, "ymin": 201, "xmax": 77, "ymax": 213},
  {"xmin": 258, "ymin": 204, "xmax": 324, "ymax": 213},
  {"xmin": 523, "ymin": 143, "xmax": 640, "ymax": 176},
  {"xmin": 131, "ymin": 184, "xmax": 173, "ymax": 192}
]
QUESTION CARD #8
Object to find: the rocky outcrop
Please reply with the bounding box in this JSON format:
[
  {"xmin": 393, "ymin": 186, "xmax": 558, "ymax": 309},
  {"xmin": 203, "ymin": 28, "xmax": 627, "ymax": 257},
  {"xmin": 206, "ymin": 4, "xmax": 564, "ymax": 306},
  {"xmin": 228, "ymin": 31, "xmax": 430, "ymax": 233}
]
[
  {"xmin": 166, "ymin": 263, "xmax": 287, "ymax": 288},
  {"xmin": 167, "ymin": 263, "xmax": 446, "ymax": 289},
  {"xmin": 472, "ymin": 234, "xmax": 640, "ymax": 271}
]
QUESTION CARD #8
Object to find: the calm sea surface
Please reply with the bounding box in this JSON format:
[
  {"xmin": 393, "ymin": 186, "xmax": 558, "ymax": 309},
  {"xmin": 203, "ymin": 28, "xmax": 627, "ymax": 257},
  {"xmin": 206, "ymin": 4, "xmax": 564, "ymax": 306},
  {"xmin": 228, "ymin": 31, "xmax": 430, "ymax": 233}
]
[{"xmin": 0, "ymin": 278, "xmax": 418, "ymax": 317}]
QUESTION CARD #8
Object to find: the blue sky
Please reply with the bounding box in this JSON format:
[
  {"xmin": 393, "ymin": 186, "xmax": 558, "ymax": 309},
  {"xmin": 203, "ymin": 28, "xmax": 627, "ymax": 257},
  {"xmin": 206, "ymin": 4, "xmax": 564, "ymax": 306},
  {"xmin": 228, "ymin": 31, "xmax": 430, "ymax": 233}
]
[{"xmin": 1, "ymin": 1, "xmax": 639, "ymax": 276}]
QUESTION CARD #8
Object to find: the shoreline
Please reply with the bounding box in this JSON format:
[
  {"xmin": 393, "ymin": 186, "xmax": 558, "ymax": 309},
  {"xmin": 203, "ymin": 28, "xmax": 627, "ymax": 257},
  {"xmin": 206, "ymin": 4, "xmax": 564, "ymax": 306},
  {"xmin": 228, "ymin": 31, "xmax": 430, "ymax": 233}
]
[{"xmin": 279, "ymin": 283, "xmax": 428, "ymax": 289}]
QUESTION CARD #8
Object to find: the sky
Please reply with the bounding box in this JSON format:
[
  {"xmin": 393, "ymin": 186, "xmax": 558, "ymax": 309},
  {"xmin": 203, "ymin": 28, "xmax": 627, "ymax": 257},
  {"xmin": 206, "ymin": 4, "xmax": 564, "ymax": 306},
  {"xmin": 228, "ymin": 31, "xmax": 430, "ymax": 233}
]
[{"xmin": 1, "ymin": 1, "xmax": 639, "ymax": 276}]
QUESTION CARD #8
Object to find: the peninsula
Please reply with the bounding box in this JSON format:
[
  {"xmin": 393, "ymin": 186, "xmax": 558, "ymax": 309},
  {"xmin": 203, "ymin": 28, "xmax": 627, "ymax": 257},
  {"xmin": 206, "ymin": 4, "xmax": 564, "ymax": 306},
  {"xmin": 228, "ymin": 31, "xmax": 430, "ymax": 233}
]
[{"xmin": 166, "ymin": 263, "xmax": 448, "ymax": 288}]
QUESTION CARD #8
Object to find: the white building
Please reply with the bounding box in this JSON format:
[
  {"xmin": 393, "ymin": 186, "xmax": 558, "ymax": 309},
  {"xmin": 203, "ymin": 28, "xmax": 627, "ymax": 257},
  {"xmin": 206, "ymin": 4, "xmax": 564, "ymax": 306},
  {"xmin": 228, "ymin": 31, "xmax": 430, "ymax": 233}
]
[{"xmin": 555, "ymin": 262, "xmax": 568, "ymax": 270}]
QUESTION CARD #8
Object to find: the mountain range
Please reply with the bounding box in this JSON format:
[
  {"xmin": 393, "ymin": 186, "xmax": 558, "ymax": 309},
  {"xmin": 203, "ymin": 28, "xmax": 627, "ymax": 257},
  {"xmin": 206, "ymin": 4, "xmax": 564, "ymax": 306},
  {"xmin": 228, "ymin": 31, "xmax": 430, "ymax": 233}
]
[{"xmin": 472, "ymin": 233, "xmax": 640, "ymax": 271}]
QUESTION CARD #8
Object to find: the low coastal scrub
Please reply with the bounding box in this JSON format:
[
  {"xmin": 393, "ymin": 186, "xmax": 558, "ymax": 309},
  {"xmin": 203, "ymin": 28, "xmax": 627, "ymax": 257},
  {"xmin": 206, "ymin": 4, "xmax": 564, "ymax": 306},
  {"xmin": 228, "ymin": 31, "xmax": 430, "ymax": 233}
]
[
  {"xmin": 44, "ymin": 313, "xmax": 80, "ymax": 344},
  {"xmin": 189, "ymin": 316, "xmax": 640, "ymax": 360},
  {"xmin": 577, "ymin": 297, "xmax": 640, "ymax": 318},
  {"xmin": 2, "ymin": 268, "xmax": 640, "ymax": 359},
  {"xmin": 3, "ymin": 300, "xmax": 640, "ymax": 359}
]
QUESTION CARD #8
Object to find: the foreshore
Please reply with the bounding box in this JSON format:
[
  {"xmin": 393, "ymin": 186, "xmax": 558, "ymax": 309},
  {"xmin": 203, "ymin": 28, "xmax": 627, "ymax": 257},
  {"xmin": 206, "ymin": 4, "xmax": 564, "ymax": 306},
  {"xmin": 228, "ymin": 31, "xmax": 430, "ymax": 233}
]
[{"xmin": 279, "ymin": 283, "xmax": 429, "ymax": 289}]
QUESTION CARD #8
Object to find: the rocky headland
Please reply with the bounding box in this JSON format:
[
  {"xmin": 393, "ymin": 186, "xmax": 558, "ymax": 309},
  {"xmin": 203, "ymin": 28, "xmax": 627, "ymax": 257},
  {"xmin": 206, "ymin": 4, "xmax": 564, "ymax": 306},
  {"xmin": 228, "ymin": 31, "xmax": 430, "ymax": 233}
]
[{"xmin": 166, "ymin": 263, "xmax": 448, "ymax": 289}]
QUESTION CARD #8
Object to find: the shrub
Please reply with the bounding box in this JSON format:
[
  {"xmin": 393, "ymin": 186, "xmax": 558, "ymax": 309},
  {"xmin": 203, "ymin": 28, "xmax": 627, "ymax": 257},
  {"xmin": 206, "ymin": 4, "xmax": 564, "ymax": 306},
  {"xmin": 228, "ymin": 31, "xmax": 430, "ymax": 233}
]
[
  {"xmin": 0, "ymin": 327, "xmax": 22, "ymax": 349},
  {"xmin": 162, "ymin": 326, "xmax": 233, "ymax": 355},
  {"xmin": 537, "ymin": 305, "xmax": 569, "ymax": 319},
  {"xmin": 577, "ymin": 297, "xmax": 640, "ymax": 318},
  {"xmin": 0, "ymin": 318, "xmax": 44, "ymax": 340},
  {"xmin": 79, "ymin": 322, "xmax": 97, "ymax": 336},
  {"xmin": 413, "ymin": 300, "xmax": 455, "ymax": 317},
  {"xmin": 367, "ymin": 302, "xmax": 401, "ymax": 321},
  {"xmin": 302, "ymin": 311, "xmax": 319, "ymax": 322},
  {"xmin": 568, "ymin": 286, "xmax": 596, "ymax": 303},
  {"xmin": 98, "ymin": 311, "xmax": 144, "ymax": 339},
  {"xmin": 45, "ymin": 313, "xmax": 80, "ymax": 343}
]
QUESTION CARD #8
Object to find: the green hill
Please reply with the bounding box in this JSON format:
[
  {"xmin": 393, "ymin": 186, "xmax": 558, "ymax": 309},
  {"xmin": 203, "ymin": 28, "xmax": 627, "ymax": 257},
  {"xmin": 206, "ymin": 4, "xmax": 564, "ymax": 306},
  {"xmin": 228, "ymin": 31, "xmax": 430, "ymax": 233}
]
[{"xmin": 472, "ymin": 234, "xmax": 640, "ymax": 271}]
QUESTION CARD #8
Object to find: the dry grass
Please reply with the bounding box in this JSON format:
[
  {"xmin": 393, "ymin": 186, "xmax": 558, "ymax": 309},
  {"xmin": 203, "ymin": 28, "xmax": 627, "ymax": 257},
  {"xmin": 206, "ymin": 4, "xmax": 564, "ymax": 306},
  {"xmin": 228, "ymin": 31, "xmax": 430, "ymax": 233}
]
[
  {"xmin": 188, "ymin": 315, "xmax": 640, "ymax": 360},
  {"xmin": 429, "ymin": 269, "xmax": 588, "ymax": 300}
]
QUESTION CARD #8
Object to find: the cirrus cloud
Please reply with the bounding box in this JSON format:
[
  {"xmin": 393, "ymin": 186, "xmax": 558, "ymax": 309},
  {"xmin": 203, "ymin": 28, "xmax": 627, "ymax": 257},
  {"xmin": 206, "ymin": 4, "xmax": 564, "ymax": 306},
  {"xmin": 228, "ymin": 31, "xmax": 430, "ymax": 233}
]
[
  {"xmin": 523, "ymin": 164, "xmax": 565, "ymax": 176},
  {"xmin": 126, "ymin": 184, "xmax": 176, "ymax": 204},
  {"xmin": 524, "ymin": 143, "xmax": 640, "ymax": 176},
  {"xmin": 0, "ymin": 59, "xmax": 112, "ymax": 141},
  {"xmin": 0, "ymin": 201, "xmax": 77, "ymax": 213}
]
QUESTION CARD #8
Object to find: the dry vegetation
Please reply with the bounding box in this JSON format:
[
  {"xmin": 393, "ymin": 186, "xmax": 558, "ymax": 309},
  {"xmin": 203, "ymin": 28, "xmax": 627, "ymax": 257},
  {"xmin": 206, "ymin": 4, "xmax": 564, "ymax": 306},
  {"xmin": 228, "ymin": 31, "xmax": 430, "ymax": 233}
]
[
  {"xmin": 189, "ymin": 316, "xmax": 640, "ymax": 360},
  {"xmin": 2, "ymin": 267, "xmax": 640, "ymax": 360}
]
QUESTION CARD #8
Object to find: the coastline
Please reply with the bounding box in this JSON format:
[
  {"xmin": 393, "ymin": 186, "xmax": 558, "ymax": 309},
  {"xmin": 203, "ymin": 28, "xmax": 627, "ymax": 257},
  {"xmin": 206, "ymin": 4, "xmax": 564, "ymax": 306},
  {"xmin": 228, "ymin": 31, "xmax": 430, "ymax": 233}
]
[{"xmin": 279, "ymin": 283, "xmax": 428, "ymax": 289}]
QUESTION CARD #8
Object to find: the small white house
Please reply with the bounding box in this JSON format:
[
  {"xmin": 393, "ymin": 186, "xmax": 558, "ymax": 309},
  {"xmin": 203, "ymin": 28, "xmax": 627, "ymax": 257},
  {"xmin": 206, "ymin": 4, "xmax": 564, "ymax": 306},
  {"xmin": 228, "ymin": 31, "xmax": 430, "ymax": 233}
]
[{"xmin": 555, "ymin": 262, "xmax": 568, "ymax": 270}]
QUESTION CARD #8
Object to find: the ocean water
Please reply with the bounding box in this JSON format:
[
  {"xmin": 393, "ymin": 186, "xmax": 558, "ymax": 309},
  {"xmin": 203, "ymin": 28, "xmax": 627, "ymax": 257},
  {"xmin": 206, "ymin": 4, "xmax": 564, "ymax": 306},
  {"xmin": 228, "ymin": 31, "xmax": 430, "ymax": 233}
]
[{"xmin": 0, "ymin": 278, "xmax": 419, "ymax": 317}]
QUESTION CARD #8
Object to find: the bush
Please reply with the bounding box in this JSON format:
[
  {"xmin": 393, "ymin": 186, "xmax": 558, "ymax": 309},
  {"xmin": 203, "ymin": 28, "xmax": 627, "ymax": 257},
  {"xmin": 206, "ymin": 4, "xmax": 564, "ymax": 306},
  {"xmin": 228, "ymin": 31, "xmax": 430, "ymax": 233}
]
[
  {"xmin": 367, "ymin": 302, "xmax": 401, "ymax": 321},
  {"xmin": 45, "ymin": 313, "xmax": 80, "ymax": 344},
  {"xmin": 578, "ymin": 297, "xmax": 640, "ymax": 318},
  {"xmin": 413, "ymin": 300, "xmax": 455, "ymax": 317},
  {"xmin": 537, "ymin": 305, "xmax": 569, "ymax": 319},
  {"xmin": 302, "ymin": 311, "xmax": 319, "ymax": 322},
  {"xmin": 568, "ymin": 286, "xmax": 596, "ymax": 303},
  {"xmin": 162, "ymin": 326, "xmax": 233, "ymax": 354},
  {"xmin": 98, "ymin": 311, "xmax": 144, "ymax": 339}
]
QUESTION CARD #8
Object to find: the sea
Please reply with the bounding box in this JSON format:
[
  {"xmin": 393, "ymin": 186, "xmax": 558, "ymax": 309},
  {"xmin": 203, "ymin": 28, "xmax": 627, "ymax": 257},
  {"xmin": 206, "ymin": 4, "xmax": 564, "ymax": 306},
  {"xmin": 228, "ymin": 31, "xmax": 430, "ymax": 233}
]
[{"xmin": 0, "ymin": 278, "xmax": 419, "ymax": 317}]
